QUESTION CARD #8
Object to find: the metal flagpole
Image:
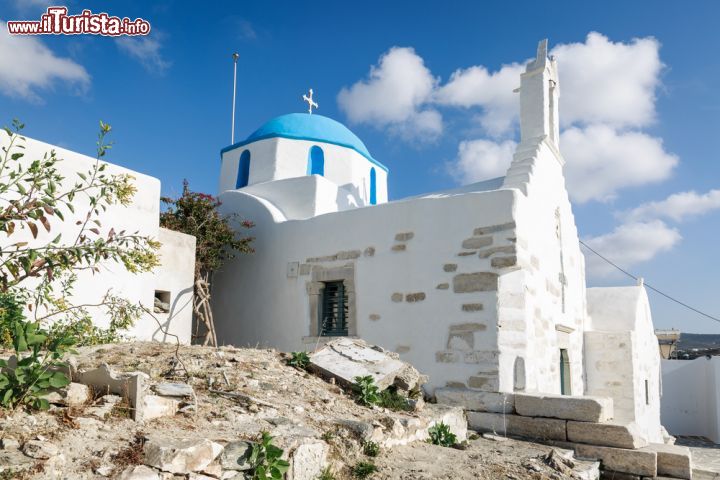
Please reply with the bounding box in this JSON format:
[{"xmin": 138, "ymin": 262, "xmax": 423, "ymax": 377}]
[{"xmin": 231, "ymin": 52, "xmax": 239, "ymax": 144}]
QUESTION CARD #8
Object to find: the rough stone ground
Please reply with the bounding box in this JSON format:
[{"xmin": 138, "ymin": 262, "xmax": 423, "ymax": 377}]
[{"xmin": 1, "ymin": 342, "xmax": 585, "ymax": 479}]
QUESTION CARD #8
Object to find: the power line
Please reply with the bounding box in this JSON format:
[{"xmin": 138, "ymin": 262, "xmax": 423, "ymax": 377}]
[{"xmin": 579, "ymin": 239, "xmax": 720, "ymax": 324}]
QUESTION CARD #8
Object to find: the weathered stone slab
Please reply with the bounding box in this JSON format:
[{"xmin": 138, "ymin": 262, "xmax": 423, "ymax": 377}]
[
  {"xmin": 289, "ymin": 440, "xmax": 329, "ymax": 480},
  {"xmin": 435, "ymin": 388, "xmax": 514, "ymax": 413},
  {"xmin": 641, "ymin": 443, "xmax": 692, "ymax": 479},
  {"xmin": 515, "ymin": 392, "xmax": 613, "ymax": 423},
  {"xmin": 467, "ymin": 411, "xmax": 567, "ymax": 441},
  {"xmin": 453, "ymin": 272, "xmax": 499, "ymax": 293},
  {"xmin": 309, "ymin": 338, "xmax": 425, "ymax": 391},
  {"xmin": 220, "ymin": 441, "xmax": 253, "ymax": 471},
  {"xmin": 574, "ymin": 444, "xmax": 656, "ymax": 477},
  {"xmin": 144, "ymin": 436, "xmax": 223, "ymax": 474},
  {"xmin": 395, "ymin": 232, "xmax": 414, "ymax": 241},
  {"xmin": 478, "ymin": 245, "xmax": 516, "ymax": 258},
  {"xmin": 567, "ymin": 421, "xmax": 648, "ymax": 449},
  {"xmin": 153, "ymin": 383, "xmax": 194, "ymax": 398}
]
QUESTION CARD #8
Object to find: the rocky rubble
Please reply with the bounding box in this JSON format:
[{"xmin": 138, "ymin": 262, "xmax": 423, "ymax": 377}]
[{"xmin": 0, "ymin": 341, "xmax": 611, "ymax": 479}]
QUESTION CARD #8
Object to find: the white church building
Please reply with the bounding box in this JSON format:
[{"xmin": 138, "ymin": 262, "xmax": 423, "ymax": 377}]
[{"xmin": 212, "ymin": 41, "xmax": 664, "ymax": 442}]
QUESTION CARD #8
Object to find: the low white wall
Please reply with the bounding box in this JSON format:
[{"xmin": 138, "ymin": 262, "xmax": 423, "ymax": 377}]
[
  {"xmin": 662, "ymin": 357, "xmax": 720, "ymax": 443},
  {"xmin": 139, "ymin": 228, "xmax": 195, "ymax": 344},
  {"xmin": 0, "ymin": 133, "xmax": 194, "ymax": 344}
]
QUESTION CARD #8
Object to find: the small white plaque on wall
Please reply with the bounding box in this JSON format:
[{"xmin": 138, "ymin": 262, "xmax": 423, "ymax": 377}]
[{"xmin": 287, "ymin": 262, "xmax": 299, "ymax": 278}]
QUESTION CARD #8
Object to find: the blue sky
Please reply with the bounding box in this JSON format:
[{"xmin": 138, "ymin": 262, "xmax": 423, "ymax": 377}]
[{"xmin": 1, "ymin": 0, "xmax": 718, "ymax": 332}]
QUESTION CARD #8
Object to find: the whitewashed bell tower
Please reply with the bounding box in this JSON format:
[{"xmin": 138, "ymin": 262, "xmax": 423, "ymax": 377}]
[{"xmin": 519, "ymin": 39, "xmax": 560, "ymax": 147}]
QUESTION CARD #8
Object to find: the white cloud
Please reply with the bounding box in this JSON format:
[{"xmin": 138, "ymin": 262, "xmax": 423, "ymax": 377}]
[
  {"xmin": 622, "ymin": 189, "xmax": 720, "ymax": 223},
  {"xmin": 448, "ymin": 139, "xmax": 515, "ymax": 183},
  {"xmin": 582, "ymin": 220, "xmax": 681, "ymax": 278},
  {"xmin": 435, "ymin": 63, "xmax": 525, "ymax": 137},
  {"xmin": 552, "ymin": 32, "xmax": 662, "ymax": 128},
  {"xmin": 0, "ymin": 20, "xmax": 89, "ymax": 101},
  {"xmin": 116, "ymin": 34, "xmax": 171, "ymax": 74},
  {"xmin": 561, "ymin": 124, "xmax": 678, "ymax": 203},
  {"xmin": 337, "ymin": 47, "xmax": 441, "ymax": 140}
]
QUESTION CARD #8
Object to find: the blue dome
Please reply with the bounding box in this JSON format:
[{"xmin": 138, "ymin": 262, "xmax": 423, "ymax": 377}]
[{"xmin": 222, "ymin": 113, "xmax": 387, "ymax": 172}]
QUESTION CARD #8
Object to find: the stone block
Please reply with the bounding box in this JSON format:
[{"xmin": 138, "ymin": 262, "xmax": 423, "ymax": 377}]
[
  {"xmin": 142, "ymin": 395, "xmax": 181, "ymax": 421},
  {"xmin": 435, "ymin": 388, "xmax": 514, "ymax": 413},
  {"xmin": 478, "ymin": 245, "xmax": 516, "ymax": 258},
  {"xmin": 369, "ymin": 314, "xmax": 381, "ymax": 321},
  {"xmin": 462, "ymin": 303, "xmax": 484, "ymax": 312},
  {"xmin": 641, "ymin": 443, "xmax": 692, "ymax": 479},
  {"xmin": 337, "ymin": 250, "xmax": 361, "ymax": 260},
  {"xmin": 449, "ymin": 323, "xmax": 487, "ymax": 333},
  {"xmin": 220, "ymin": 441, "xmax": 253, "ymax": 471},
  {"xmin": 567, "ymin": 421, "xmax": 649, "ymax": 449},
  {"xmin": 395, "ymin": 232, "xmax": 414, "ymax": 241},
  {"xmin": 75, "ymin": 363, "xmax": 145, "ymax": 421},
  {"xmin": 118, "ymin": 465, "xmax": 160, "ymax": 480},
  {"xmin": 289, "ymin": 441, "xmax": 329, "ymax": 480},
  {"xmin": 468, "ymin": 375, "xmax": 499, "ymax": 391},
  {"xmin": 153, "ymin": 383, "xmax": 194, "ymax": 398},
  {"xmin": 467, "ymin": 412, "xmax": 566, "ymax": 441},
  {"xmin": 453, "ymin": 272, "xmax": 499, "ymax": 293},
  {"xmin": 144, "ymin": 436, "xmax": 223, "ymax": 474},
  {"xmin": 473, "ymin": 221, "xmax": 516, "ymax": 236},
  {"xmin": 514, "ymin": 393, "xmax": 613, "ymax": 423},
  {"xmin": 363, "ymin": 246, "xmax": 375, "ymax": 257},
  {"xmin": 491, "ymin": 256, "xmax": 518, "ymax": 269},
  {"xmin": 436, "ymin": 283, "xmax": 449, "ymax": 290},
  {"xmin": 462, "ymin": 236, "xmax": 493, "ymax": 249},
  {"xmin": 447, "ymin": 332, "xmax": 473, "ymax": 351},
  {"xmin": 391, "ymin": 293, "xmax": 403, "ymax": 302},
  {"xmin": 574, "ymin": 444, "xmax": 656, "ymax": 477},
  {"xmin": 443, "ymin": 263, "xmax": 458, "ymax": 272},
  {"xmin": 435, "ymin": 351, "xmax": 460, "ymax": 363},
  {"xmin": 405, "ymin": 292, "xmax": 426, "ymax": 302},
  {"xmin": 391, "ymin": 244, "xmax": 406, "ymax": 252}
]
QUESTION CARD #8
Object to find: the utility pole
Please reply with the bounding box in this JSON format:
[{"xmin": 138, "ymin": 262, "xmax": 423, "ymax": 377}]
[{"xmin": 231, "ymin": 52, "xmax": 239, "ymax": 144}]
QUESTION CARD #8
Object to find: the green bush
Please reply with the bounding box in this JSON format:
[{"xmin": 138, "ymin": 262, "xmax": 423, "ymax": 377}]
[
  {"xmin": 351, "ymin": 461, "xmax": 378, "ymax": 478},
  {"xmin": 249, "ymin": 431, "xmax": 290, "ymax": 480},
  {"xmin": 377, "ymin": 388, "xmax": 412, "ymax": 412},
  {"xmin": 0, "ymin": 303, "xmax": 74, "ymax": 410},
  {"xmin": 362, "ymin": 440, "xmax": 380, "ymax": 457},
  {"xmin": 427, "ymin": 421, "xmax": 457, "ymax": 447},
  {"xmin": 288, "ymin": 351, "xmax": 310, "ymax": 370},
  {"xmin": 353, "ymin": 375, "xmax": 379, "ymax": 406}
]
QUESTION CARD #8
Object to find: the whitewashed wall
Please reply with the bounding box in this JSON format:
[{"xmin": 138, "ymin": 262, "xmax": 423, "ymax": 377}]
[
  {"xmin": 219, "ymin": 137, "xmax": 388, "ymax": 206},
  {"xmin": 586, "ymin": 286, "xmax": 663, "ymax": 442},
  {"xmin": 0, "ymin": 133, "xmax": 194, "ymax": 343},
  {"xmin": 662, "ymin": 357, "xmax": 720, "ymax": 443},
  {"xmin": 212, "ymin": 184, "xmax": 518, "ymax": 392}
]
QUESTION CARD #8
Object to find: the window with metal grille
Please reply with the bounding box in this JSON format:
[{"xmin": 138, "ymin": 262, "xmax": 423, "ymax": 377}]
[{"xmin": 320, "ymin": 281, "xmax": 348, "ymax": 336}]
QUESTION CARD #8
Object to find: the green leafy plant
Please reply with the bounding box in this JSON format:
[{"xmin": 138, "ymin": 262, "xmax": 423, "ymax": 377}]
[
  {"xmin": 288, "ymin": 351, "xmax": 310, "ymax": 370},
  {"xmin": 427, "ymin": 421, "xmax": 457, "ymax": 447},
  {"xmin": 249, "ymin": 431, "xmax": 290, "ymax": 480},
  {"xmin": 160, "ymin": 180, "xmax": 253, "ymax": 346},
  {"xmin": 351, "ymin": 461, "xmax": 378, "ymax": 478},
  {"xmin": 0, "ymin": 309, "xmax": 74, "ymax": 410},
  {"xmin": 362, "ymin": 440, "xmax": 380, "ymax": 457},
  {"xmin": 321, "ymin": 430, "xmax": 335, "ymax": 442},
  {"xmin": 317, "ymin": 467, "xmax": 335, "ymax": 480},
  {"xmin": 377, "ymin": 387, "xmax": 412, "ymax": 412},
  {"xmin": 353, "ymin": 375, "xmax": 379, "ymax": 407}
]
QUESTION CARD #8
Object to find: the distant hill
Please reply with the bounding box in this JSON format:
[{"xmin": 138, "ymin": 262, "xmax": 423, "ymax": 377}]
[{"xmin": 677, "ymin": 333, "xmax": 720, "ymax": 351}]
